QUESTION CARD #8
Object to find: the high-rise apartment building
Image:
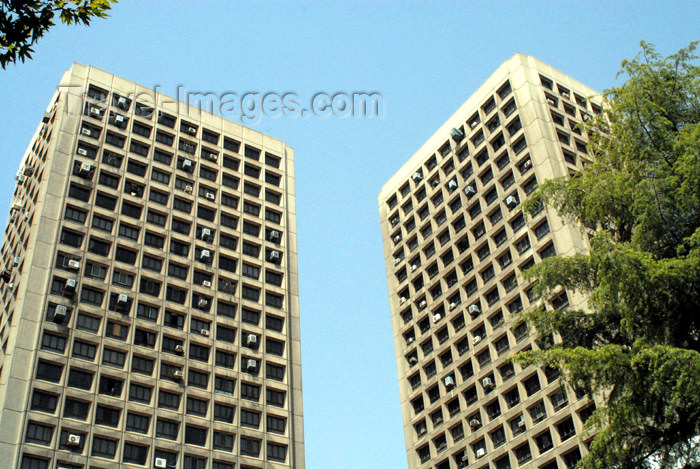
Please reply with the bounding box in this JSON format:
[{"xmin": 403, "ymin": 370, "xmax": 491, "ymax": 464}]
[
  {"xmin": 379, "ymin": 54, "xmax": 602, "ymax": 469},
  {"xmin": 0, "ymin": 64, "xmax": 304, "ymax": 469}
]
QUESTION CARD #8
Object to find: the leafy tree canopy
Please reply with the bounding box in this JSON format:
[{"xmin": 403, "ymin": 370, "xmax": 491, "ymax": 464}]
[
  {"xmin": 517, "ymin": 42, "xmax": 700, "ymax": 469},
  {"xmin": 0, "ymin": 0, "xmax": 116, "ymax": 69}
]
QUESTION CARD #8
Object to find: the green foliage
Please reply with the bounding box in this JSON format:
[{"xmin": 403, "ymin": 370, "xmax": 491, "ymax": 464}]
[
  {"xmin": 517, "ymin": 42, "xmax": 700, "ymax": 468},
  {"xmin": 0, "ymin": 0, "xmax": 116, "ymax": 69}
]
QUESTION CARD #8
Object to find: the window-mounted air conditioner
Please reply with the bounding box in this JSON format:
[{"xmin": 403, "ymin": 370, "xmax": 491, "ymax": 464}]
[
  {"xmin": 393, "ymin": 258, "xmax": 401, "ymax": 266},
  {"xmin": 390, "ymin": 217, "xmax": 399, "ymax": 226},
  {"xmin": 197, "ymin": 298, "xmax": 209, "ymax": 309},
  {"xmin": 465, "ymin": 185, "xmax": 476, "ymax": 196},
  {"xmin": 505, "ymin": 195, "xmax": 518, "ymax": 208},
  {"xmin": 451, "ymin": 127, "xmax": 465, "ymax": 141},
  {"xmin": 472, "ymin": 335, "xmax": 482, "ymax": 345},
  {"xmin": 432, "ymin": 313, "xmax": 442, "ymax": 323},
  {"xmin": 268, "ymin": 230, "xmax": 280, "ymax": 241},
  {"xmin": 412, "ymin": 172, "xmax": 423, "ymax": 181},
  {"xmin": 186, "ymin": 126, "xmax": 197, "ymax": 135},
  {"xmin": 246, "ymin": 334, "xmax": 258, "ymax": 347},
  {"xmin": 173, "ymin": 370, "xmax": 183, "ymax": 378},
  {"xmin": 408, "ymin": 356, "xmax": 418, "ymax": 365},
  {"xmin": 117, "ymin": 96, "xmax": 128, "ymax": 109},
  {"xmin": 448, "ymin": 180, "xmax": 458, "ymax": 190},
  {"xmin": 449, "ymin": 302, "xmax": 457, "ymax": 310},
  {"xmin": 444, "ymin": 376, "xmax": 455, "ymax": 388},
  {"xmin": 522, "ymin": 160, "xmax": 532, "ymax": 170},
  {"xmin": 202, "ymin": 280, "xmax": 212, "ymax": 288},
  {"xmin": 16, "ymin": 173, "xmax": 25, "ymax": 183},
  {"xmin": 22, "ymin": 166, "xmax": 34, "ymax": 176},
  {"xmin": 77, "ymin": 148, "xmax": 88, "ymax": 156},
  {"xmin": 11, "ymin": 202, "xmax": 22, "ymax": 211},
  {"xmin": 200, "ymin": 249, "xmax": 211, "ymax": 261},
  {"xmin": 67, "ymin": 433, "xmax": 81, "ymax": 446},
  {"xmin": 476, "ymin": 448, "xmax": 486, "ymax": 458},
  {"xmin": 81, "ymin": 128, "xmax": 92, "ymax": 136},
  {"xmin": 12, "ymin": 256, "xmax": 20, "ymax": 267},
  {"xmin": 174, "ymin": 345, "xmax": 184, "ymax": 353},
  {"xmin": 64, "ymin": 278, "xmax": 77, "ymax": 291},
  {"xmin": 200, "ymin": 329, "xmax": 210, "ymax": 337},
  {"xmin": 481, "ymin": 377, "xmax": 494, "ymax": 389},
  {"xmin": 155, "ymin": 457, "xmax": 168, "ymax": 468},
  {"xmin": 117, "ymin": 293, "xmax": 129, "ymax": 305},
  {"xmin": 469, "ymin": 418, "xmax": 481, "ymax": 428},
  {"xmin": 113, "ymin": 114, "xmax": 125, "ymax": 126},
  {"xmin": 468, "ymin": 304, "xmax": 481, "ymax": 316},
  {"xmin": 205, "ymin": 192, "xmax": 215, "ymax": 201},
  {"xmin": 182, "ymin": 159, "xmax": 192, "ymax": 170},
  {"xmin": 89, "ymin": 106, "xmax": 102, "ymax": 117},
  {"xmin": 201, "ymin": 228, "xmax": 211, "ymax": 240},
  {"xmin": 269, "ymin": 250, "xmax": 281, "ymax": 261},
  {"xmin": 54, "ymin": 305, "xmax": 68, "ymax": 323},
  {"xmin": 246, "ymin": 359, "xmax": 257, "ymax": 371},
  {"xmin": 184, "ymin": 185, "xmax": 193, "ymax": 193},
  {"xmin": 393, "ymin": 235, "xmax": 401, "ymax": 243},
  {"xmin": 399, "ymin": 296, "xmax": 407, "ymax": 304},
  {"xmin": 419, "ymin": 300, "xmax": 427, "ymax": 308},
  {"xmin": 67, "ymin": 259, "xmax": 81, "ymax": 270},
  {"xmin": 517, "ymin": 417, "xmax": 526, "ymax": 428},
  {"xmin": 407, "ymin": 336, "xmax": 415, "ymax": 344},
  {"xmin": 79, "ymin": 162, "xmax": 92, "ymax": 175},
  {"xmin": 411, "ymin": 264, "xmax": 418, "ymax": 272}
]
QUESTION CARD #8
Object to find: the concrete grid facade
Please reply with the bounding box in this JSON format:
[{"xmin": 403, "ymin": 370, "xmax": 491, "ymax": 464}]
[
  {"xmin": 379, "ymin": 54, "xmax": 602, "ymax": 469},
  {"xmin": 0, "ymin": 64, "xmax": 304, "ymax": 469}
]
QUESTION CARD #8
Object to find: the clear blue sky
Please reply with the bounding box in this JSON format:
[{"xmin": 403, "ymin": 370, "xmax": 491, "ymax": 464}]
[{"xmin": 0, "ymin": 1, "xmax": 697, "ymax": 468}]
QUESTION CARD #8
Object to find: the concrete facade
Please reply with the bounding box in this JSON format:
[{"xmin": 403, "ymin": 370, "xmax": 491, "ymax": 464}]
[
  {"xmin": 379, "ymin": 54, "xmax": 601, "ymax": 469},
  {"xmin": 0, "ymin": 64, "xmax": 304, "ymax": 469}
]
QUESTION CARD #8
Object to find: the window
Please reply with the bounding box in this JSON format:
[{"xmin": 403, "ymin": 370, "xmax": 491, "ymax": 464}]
[
  {"xmin": 188, "ymin": 369, "xmax": 209, "ymax": 389},
  {"xmin": 60, "ymin": 229, "xmax": 83, "ymax": 248},
  {"xmin": 41, "ymin": 332, "xmax": 66, "ymax": 353},
  {"xmin": 63, "ymin": 398, "xmax": 89, "ymax": 419},
  {"xmin": 30, "ymin": 390, "xmax": 58, "ymax": 413},
  {"xmin": 156, "ymin": 418, "xmax": 179, "ymax": 440},
  {"xmin": 241, "ymin": 382, "xmax": 260, "ymax": 402},
  {"xmin": 91, "ymin": 436, "xmax": 117, "ymax": 459},
  {"xmin": 186, "ymin": 397, "xmax": 208, "ymax": 416},
  {"xmin": 214, "ymin": 431, "xmax": 234, "ymax": 451},
  {"xmin": 146, "ymin": 209, "xmax": 166, "ymax": 227},
  {"xmin": 95, "ymin": 192, "xmax": 117, "ymax": 210},
  {"xmin": 240, "ymin": 437, "xmax": 261, "ymax": 457},
  {"xmin": 126, "ymin": 412, "xmax": 150, "ymax": 434},
  {"xmin": 36, "ymin": 360, "xmax": 63, "ymax": 383},
  {"xmin": 102, "ymin": 348, "xmax": 126, "ymax": 368},
  {"xmin": 266, "ymin": 388, "xmax": 286, "ymax": 407},
  {"xmin": 241, "ymin": 409, "xmax": 261, "ymax": 428},
  {"xmin": 268, "ymin": 443, "xmax": 287, "ymax": 463},
  {"xmin": 123, "ymin": 443, "xmax": 148, "ymax": 465},
  {"xmin": 95, "ymin": 405, "xmax": 120, "ymax": 427},
  {"xmin": 144, "ymin": 231, "xmax": 165, "ymax": 249},
  {"xmin": 128, "ymin": 383, "xmax": 152, "ymax": 404},
  {"xmin": 65, "ymin": 206, "xmax": 87, "ymax": 224},
  {"xmin": 20, "ymin": 455, "xmax": 48, "ymax": 469},
  {"xmin": 73, "ymin": 340, "xmax": 97, "ymax": 360},
  {"xmin": 25, "ymin": 422, "xmax": 53, "ymax": 445}
]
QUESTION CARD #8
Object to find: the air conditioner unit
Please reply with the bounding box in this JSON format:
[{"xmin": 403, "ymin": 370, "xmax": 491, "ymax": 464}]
[
  {"xmin": 202, "ymin": 280, "xmax": 212, "ymax": 288},
  {"xmin": 505, "ymin": 195, "xmax": 518, "ymax": 208},
  {"xmin": 390, "ymin": 217, "xmax": 399, "ymax": 226},
  {"xmin": 200, "ymin": 329, "xmax": 210, "ymax": 337},
  {"xmin": 481, "ymin": 377, "xmax": 495, "ymax": 389},
  {"xmin": 412, "ymin": 172, "xmax": 422, "ymax": 181},
  {"xmin": 517, "ymin": 417, "xmax": 526, "ymax": 428},
  {"xmin": 468, "ymin": 304, "xmax": 481, "ymax": 316},
  {"xmin": 54, "ymin": 305, "xmax": 68, "ymax": 323},
  {"xmin": 182, "ymin": 159, "xmax": 192, "ymax": 170},
  {"xmin": 472, "ymin": 335, "xmax": 482, "ymax": 345},
  {"xmin": 419, "ymin": 300, "xmax": 427, "ymax": 308},
  {"xmin": 174, "ymin": 344, "xmax": 184, "ymax": 353},
  {"xmin": 201, "ymin": 228, "xmax": 211, "ymax": 241},
  {"xmin": 64, "ymin": 278, "xmax": 77, "ymax": 291},
  {"xmin": 81, "ymin": 128, "xmax": 92, "ymax": 136},
  {"xmin": 432, "ymin": 313, "xmax": 442, "ymax": 323},
  {"xmin": 268, "ymin": 230, "xmax": 280, "ymax": 241},
  {"xmin": 12, "ymin": 256, "xmax": 20, "ymax": 267},
  {"xmin": 476, "ymin": 448, "xmax": 486, "ymax": 458},
  {"xmin": 444, "ymin": 376, "xmax": 455, "ymax": 388},
  {"xmin": 469, "ymin": 418, "xmax": 481, "ymax": 428},
  {"xmin": 430, "ymin": 179, "xmax": 439, "ymax": 188},
  {"xmin": 448, "ymin": 180, "xmax": 458, "ymax": 190},
  {"xmin": 89, "ymin": 106, "xmax": 102, "ymax": 117},
  {"xmin": 173, "ymin": 370, "xmax": 183, "ymax": 378},
  {"xmin": 114, "ymin": 115, "xmax": 125, "ymax": 126},
  {"xmin": 186, "ymin": 126, "xmax": 197, "ymax": 135},
  {"xmin": 246, "ymin": 334, "xmax": 258, "ymax": 347},
  {"xmin": 79, "ymin": 162, "xmax": 92, "ymax": 174},
  {"xmin": 117, "ymin": 96, "xmax": 128, "ymax": 109},
  {"xmin": 67, "ymin": 433, "xmax": 81, "ymax": 446},
  {"xmin": 408, "ymin": 356, "xmax": 418, "ymax": 365},
  {"xmin": 205, "ymin": 192, "xmax": 215, "ymax": 201},
  {"xmin": 451, "ymin": 127, "xmax": 465, "ymax": 141},
  {"xmin": 407, "ymin": 336, "xmax": 415, "ymax": 344},
  {"xmin": 16, "ymin": 173, "xmax": 25, "ymax": 183},
  {"xmin": 449, "ymin": 302, "xmax": 457, "ymax": 310},
  {"xmin": 269, "ymin": 250, "xmax": 281, "ymax": 261},
  {"xmin": 393, "ymin": 258, "xmax": 401, "ymax": 266},
  {"xmin": 184, "ymin": 185, "xmax": 193, "ymax": 193},
  {"xmin": 11, "ymin": 202, "xmax": 22, "ymax": 211},
  {"xmin": 411, "ymin": 264, "xmax": 418, "ymax": 272},
  {"xmin": 399, "ymin": 296, "xmax": 407, "ymax": 304},
  {"xmin": 523, "ymin": 160, "xmax": 532, "ymax": 170},
  {"xmin": 200, "ymin": 249, "xmax": 211, "ymax": 261},
  {"xmin": 67, "ymin": 259, "xmax": 80, "ymax": 270},
  {"xmin": 197, "ymin": 298, "xmax": 208, "ymax": 309},
  {"xmin": 246, "ymin": 359, "xmax": 257, "ymax": 371},
  {"xmin": 464, "ymin": 185, "xmax": 476, "ymax": 196},
  {"xmin": 470, "ymin": 120, "xmax": 479, "ymax": 129},
  {"xmin": 117, "ymin": 293, "xmax": 129, "ymax": 305},
  {"xmin": 77, "ymin": 148, "xmax": 88, "ymax": 156},
  {"xmin": 206, "ymin": 152, "xmax": 218, "ymax": 161},
  {"xmin": 155, "ymin": 457, "xmax": 168, "ymax": 468},
  {"xmin": 393, "ymin": 235, "xmax": 401, "ymax": 243}
]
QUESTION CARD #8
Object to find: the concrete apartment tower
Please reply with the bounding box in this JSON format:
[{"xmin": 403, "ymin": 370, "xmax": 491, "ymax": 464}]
[
  {"xmin": 379, "ymin": 54, "xmax": 602, "ymax": 469},
  {"xmin": 0, "ymin": 64, "xmax": 304, "ymax": 469}
]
